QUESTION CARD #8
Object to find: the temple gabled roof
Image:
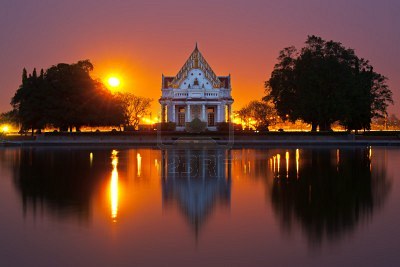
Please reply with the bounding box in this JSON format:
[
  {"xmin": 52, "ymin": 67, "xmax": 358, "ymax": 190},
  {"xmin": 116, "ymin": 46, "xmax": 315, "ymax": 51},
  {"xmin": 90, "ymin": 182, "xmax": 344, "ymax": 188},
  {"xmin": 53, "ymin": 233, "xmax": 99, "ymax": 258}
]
[{"xmin": 169, "ymin": 44, "xmax": 222, "ymax": 88}]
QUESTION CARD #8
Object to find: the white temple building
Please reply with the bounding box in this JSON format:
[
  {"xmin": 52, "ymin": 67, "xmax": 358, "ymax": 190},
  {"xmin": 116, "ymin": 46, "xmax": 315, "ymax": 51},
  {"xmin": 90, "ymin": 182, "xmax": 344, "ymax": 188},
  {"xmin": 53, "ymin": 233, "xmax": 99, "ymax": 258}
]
[{"xmin": 159, "ymin": 44, "xmax": 234, "ymax": 131}]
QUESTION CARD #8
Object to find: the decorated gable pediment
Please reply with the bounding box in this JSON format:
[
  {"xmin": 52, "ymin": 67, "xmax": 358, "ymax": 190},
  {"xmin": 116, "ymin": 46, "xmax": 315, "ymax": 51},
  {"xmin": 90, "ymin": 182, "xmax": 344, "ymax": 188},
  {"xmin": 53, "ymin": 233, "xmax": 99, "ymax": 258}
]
[{"xmin": 170, "ymin": 44, "xmax": 222, "ymax": 89}]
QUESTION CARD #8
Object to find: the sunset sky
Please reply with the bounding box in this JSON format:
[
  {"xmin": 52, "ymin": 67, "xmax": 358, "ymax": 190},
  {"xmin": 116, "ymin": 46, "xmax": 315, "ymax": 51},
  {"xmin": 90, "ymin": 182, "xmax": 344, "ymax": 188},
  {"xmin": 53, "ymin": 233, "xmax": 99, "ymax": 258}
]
[{"xmin": 1, "ymin": 0, "xmax": 399, "ymax": 116}]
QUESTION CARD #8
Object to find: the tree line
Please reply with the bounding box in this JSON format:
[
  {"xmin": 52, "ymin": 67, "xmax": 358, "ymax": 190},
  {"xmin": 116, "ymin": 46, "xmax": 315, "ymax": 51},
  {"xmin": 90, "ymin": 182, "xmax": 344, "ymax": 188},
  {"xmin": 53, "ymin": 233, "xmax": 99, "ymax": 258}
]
[
  {"xmin": 2, "ymin": 60, "xmax": 152, "ymax": 134},
  {"xmin": 1, "ymin": 36, "xmax": 394, "ymax": 133}
]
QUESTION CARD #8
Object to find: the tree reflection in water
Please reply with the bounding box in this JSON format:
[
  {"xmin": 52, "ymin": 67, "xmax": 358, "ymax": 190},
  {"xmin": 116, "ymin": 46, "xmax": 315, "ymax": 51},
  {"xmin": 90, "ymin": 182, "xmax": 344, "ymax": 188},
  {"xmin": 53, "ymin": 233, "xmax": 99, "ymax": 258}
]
[
  {"xmin": 269, "ymin": 147, "xmax": 391, "ymax": 246},
  {"xmin": 161, "ymin": 148, "xmax": 231, "ymax": 236},
  {"xmin": 12, "ymin": 148, "xmax": 114, "ymax": 222},
  {"xmin": 6, "ymin": 146, "xmax": 391, "ymax": 246}
]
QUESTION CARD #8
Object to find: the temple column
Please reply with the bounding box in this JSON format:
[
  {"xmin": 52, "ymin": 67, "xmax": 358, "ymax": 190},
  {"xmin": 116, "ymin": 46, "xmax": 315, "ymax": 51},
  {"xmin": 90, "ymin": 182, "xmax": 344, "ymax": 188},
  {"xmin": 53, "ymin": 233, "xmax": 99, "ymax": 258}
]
[
  {"xmin": 161, "ymin": 104, "xmax": 166, "ymax": 123},
  {"xmin": 186, "ymin": 104, "xmax": 191, "ymax": 122},
  {"xmin": 221, "ymin": 102, "xmax": 226, "ymax": 122},
  {"xmin": 172, "ymin": 104, "xmax": 175, "ymax": 123},
  {"xmin": 202, "ymin": 104, "xmax": 206, "ymax": 121},
  {"xmin": 217, "ymin": 104, "xmax": 222, "ymax": 123}
]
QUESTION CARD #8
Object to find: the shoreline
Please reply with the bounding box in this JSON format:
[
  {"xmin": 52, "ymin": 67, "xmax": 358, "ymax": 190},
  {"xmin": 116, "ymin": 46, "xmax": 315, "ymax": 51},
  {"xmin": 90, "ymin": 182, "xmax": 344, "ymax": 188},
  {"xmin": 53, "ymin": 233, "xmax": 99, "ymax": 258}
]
[
  {"xmin": 2, "ymin": 139, "xmax": 400, "ymax": 148},
  {"xmin": 2, "ymin": 132, "xmax": 400, "ymax": 147}
]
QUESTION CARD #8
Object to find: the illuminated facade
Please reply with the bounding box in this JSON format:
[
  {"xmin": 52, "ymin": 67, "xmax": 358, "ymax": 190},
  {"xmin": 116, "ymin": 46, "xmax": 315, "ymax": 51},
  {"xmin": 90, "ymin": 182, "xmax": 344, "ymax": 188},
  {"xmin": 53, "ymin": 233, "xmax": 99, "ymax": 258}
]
[{"xmin": 159, "ymin": 44, "xmax": 234, "ymax": 131}]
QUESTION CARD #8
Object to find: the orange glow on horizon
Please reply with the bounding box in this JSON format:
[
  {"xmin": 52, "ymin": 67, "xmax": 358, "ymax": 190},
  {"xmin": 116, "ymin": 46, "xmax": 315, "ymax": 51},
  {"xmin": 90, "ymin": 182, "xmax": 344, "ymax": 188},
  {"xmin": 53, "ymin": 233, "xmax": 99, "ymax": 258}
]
[
  {"xmin": 141, "ymin": 117, "xmax": 156, "ymax": 124},
  {"xmin": 89, "ymin": 49, "xmax": 267, "ymax": 119}
]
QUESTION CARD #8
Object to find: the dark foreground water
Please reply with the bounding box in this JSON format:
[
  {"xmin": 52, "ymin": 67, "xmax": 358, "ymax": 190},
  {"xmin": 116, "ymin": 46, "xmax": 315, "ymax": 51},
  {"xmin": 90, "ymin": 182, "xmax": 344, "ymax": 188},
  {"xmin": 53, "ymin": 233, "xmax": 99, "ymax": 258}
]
[{"xmin": 0, "ymin": 146, "xmax": 399, "ymax": 267}]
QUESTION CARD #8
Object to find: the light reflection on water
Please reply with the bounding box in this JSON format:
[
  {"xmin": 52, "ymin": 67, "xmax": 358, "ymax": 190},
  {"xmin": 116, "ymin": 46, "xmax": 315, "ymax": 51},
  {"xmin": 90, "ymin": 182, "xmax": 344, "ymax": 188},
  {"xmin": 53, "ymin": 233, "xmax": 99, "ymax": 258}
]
[
  {"xmin": 110, "ymin": 150, "xmax": 119, "ymax": 222},
  {"xmin": 0, "ymin": 146, "xmax": 398, "ymax": 266},
  {"xmin": 90, "ymin": 152, "xmax": 93, "ymax": 167},
  {"xmin": 296, "ymin": 148, "xmax": 300, "ymax": 178},
  {"xmin": 137, "ymin": 152, "xmax": 142, "ymax": 177}
]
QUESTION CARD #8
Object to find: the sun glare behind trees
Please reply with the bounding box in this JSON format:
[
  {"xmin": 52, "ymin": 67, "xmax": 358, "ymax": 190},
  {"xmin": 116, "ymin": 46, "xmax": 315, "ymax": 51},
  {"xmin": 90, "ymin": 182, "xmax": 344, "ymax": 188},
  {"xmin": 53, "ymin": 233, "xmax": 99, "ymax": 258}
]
[
  {"xmin": 1, "ymin": 125, "xmax": 9, "ymax": 133},
  {"xmin": 5, "ymin": 60, "xmax": 154, "ymax": 134},
  {"xmin": 108, "ymin": 77, "xmax": 121, "ymax": 88},
  {"xmin": 10, "ymin": 60, "xmax": 125, "ymax": 134}
]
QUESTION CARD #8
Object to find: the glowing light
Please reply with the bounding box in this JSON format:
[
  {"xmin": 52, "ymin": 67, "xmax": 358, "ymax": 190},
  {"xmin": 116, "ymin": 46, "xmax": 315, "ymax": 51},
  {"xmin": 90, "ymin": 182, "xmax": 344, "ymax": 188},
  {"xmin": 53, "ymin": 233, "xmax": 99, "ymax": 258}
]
[
  {"xmin": 108, "ymin": 77, "xmax": 120, "ymax": 88},
  {"xmin": 90, "ymin": 152, "xmax": 93, "ymax": 167},
  {"xmin": 1, "ymin": 125, "xmax": 10, "ymax": 133},
  {"xmin": 285, "ymin": 151, "xmax": 289, "ymax": 178},
  {"xmin": 369, "ymin": 146, "xmax": 372, "ymax": 172},
  {"xmin": 277, "ymin": 154, "xmax": 281, "ymax": 176},
  {"xmin": 137, "ymin": 153, "xmax": 142, "ymax": 177},
  {"xmin": 110, "ymin": 150, "xmax": 119, "ymax": 222},
  {"xmin": 336, "ymin": 149, "xmax": 340, "ymax": 172},
  {"xmin": 141, "ymin": 117, "xmax": 159, "ymax": 125},
  {"xmin": 155, "ymin": 159, "xmax": 159, "ymax": 172},
  {"xmin": 296, "ymin": 149, "xmax": 300, "ymax": 178},
  {"xmin": 232, "ymin": 117, "xmax": 242, "ymax": 125},
  {"xmin": 269, "ymin": 158, "xmax": 273, "ymax": 171},
  {"xmin": 337, "ymin": 149, "xmax": 340, "ymax": 164}
]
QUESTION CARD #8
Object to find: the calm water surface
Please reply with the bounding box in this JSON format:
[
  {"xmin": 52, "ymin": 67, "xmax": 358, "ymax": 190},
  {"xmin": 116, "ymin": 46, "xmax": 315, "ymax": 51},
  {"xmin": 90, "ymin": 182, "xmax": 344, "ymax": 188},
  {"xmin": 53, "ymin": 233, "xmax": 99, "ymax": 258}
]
[{"xmin": 0, "ymin": 146, "xmax": 399, "ymax": 267}]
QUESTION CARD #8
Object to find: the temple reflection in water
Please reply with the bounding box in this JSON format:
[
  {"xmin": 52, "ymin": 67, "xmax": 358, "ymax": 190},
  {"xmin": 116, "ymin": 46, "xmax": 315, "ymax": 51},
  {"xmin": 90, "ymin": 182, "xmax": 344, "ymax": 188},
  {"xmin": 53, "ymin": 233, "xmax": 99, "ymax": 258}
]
[{"xmin": 161, "ymin": 148, "xmax": 232, "ymax": 235}]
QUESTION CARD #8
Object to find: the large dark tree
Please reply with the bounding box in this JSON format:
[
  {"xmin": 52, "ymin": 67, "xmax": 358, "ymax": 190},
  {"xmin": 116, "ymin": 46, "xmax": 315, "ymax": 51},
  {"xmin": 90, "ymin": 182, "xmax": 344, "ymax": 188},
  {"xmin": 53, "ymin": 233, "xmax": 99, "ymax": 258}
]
[
  {"xmin": 265, "ymin": 35, "xmax": 393, "ymax": 131},
  {"xmin": 11, "ymin": 60, "xmax": 124, "ymax": 133},
  {"xmin": 11, "ymin": 68, "xmax": 47, "ymax": 134}
]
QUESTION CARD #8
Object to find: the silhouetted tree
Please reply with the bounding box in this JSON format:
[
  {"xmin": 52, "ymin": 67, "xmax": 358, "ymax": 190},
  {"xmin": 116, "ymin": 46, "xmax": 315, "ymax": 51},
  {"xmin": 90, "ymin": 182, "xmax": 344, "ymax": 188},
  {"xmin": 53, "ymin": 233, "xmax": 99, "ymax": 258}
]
[
  {"xmin": 265, "ymin": 35, "xmax": 393, "ymax": 131},
  {"xmin": 11, "ymin": 60, "xmax": 124, "ymax": 132},
  {"xmin": 115, "ymin": 92, "xmax": 152, "ymax": 130},
  {"xmin": 235, "ymin": 100, "xmax": 276, "ymax": 131},
  {"xmin": 235, "ymin": 105, "xmax": 251, "ymax": 130},
  {"xmin": 11, "ymin": 68, "xmax": 47, "ymax": 134}
]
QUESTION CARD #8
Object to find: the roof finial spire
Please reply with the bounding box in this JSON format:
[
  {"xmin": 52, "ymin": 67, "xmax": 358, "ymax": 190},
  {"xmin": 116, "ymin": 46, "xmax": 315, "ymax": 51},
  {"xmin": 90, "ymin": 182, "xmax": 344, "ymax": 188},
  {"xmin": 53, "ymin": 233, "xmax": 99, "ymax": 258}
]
[{"xmin": 194, "ymin": 42, "xmax": 199, "ymax": 68}]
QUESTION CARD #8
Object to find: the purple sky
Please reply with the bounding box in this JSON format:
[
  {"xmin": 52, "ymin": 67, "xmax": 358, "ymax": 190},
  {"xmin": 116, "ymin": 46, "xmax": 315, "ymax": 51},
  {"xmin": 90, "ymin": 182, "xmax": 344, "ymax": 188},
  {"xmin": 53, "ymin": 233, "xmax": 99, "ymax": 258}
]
[{"xmin": 1, "ymin": 0, "xmax": 399, "ymax": 115}]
